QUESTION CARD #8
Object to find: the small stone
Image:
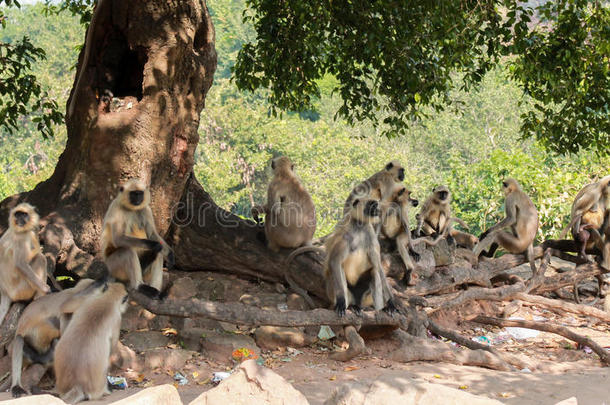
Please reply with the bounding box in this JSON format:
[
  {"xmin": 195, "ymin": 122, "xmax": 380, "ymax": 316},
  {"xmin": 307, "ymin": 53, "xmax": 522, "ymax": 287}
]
[
  {"xmin": 167, "ymin": 277, "xmax": 198, "ymax": 300},
  {"xmin": 201, "ymin": 331, "xmax": 259, "ymax": 363},
  {"xmin": 123, "ymin": 331, "xmax": 169, "ymax": 352},
  {"xmin": 143, "ymin": 348, "xmax": 194, "ymax": 371},
  {"xmin": 254, "ymin": 326, "xmax": 313, "ymax": 349},
  {"xmin": 286, "ymin": 293, "xmax": 308, "ymax": 311}
]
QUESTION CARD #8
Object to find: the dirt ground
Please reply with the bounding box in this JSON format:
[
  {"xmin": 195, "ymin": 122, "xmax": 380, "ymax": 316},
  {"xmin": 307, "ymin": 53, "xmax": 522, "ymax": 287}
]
[{"xmin": 1, "ymin": 269, "xmax": 609, "ymax": 404}]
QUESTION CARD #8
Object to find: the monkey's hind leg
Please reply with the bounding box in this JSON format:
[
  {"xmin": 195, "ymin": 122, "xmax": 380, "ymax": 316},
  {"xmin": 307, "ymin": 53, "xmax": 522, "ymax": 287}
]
[
  {"xmin": 0, "ymin": 293, "xmax": 10, "ymax": 325},
  {"xmin": 396, "ymin": 233, "xmax": 416, "ymax": 286},
  {"xmin": 10, "ymin": 335, "xmax": 27, "ymax": 397},
  {"xmin": 105, "ymin": 248, "xmax": 143, "ymax": 289},
  {"xmin": 61, "ymin": 386, "xmax": 86, "ymax": 404}
]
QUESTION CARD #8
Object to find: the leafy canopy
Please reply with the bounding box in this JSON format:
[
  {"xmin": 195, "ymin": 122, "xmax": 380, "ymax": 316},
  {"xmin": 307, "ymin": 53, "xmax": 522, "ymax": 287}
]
[{"xmin": 234, "ymin": 0, "xmax": 610, "ymax": 154}]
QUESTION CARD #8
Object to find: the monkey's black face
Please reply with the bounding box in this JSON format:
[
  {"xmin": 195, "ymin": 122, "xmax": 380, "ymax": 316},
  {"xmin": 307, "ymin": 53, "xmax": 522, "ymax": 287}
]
[
  {"xmin": 14, "ymin": 211, "xmax": 29, "ymax": 227},
  {"xmin": 129, "ymin": 190, "xmax": 145, "ymax": 206},
  {"xmin": 410, "ymin": 198, "xmax": 419, "ymax": 207},
  {"xmin": 364, "ymin": 200, "xmax": 380, "ymax": 217},
  {"xmin": 397, "ymin": 168, "xmax": 405, "ymax": 181},
  {"xmin": 437, "ymin": 190, "xmax": 449, "ymax": 201}
]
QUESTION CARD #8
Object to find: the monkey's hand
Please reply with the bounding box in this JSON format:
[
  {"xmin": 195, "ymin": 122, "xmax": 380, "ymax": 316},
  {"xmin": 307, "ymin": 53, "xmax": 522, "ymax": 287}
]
[
  {"xmin": 382, "ymin": 299, "xmax": 399, "ymax": 316},
  {"xmin": 334, "ymin": 296, "xmax": 347, "ymax": 317},
  {"xmin": 11, "ymin": 386, "xmax": 28, "ymax": 398},
  {"xmin": 144, "ymin": 240, "xmax": 163, "ymax": 254},
  {"xmin": 165, "ymin": 249, "xmax": 175, "ymax": 270},
  {"xmin": 409, "ymin": 248, "xmax": 420, "ymax": 262},
  {"xmin": 479, "ymin": 229, "xmax": 490, "ymax": 241},
  {"xmin": 137, "ymin": 284, "xmax": 162, "ymax": 300},
  {"xmin": 348, "ymin": 305, "xmax": 362, "ymax": 317}
]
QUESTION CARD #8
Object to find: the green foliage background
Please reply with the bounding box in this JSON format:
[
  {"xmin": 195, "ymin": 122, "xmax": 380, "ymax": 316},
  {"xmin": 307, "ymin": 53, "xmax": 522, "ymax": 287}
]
[{"xmin": 1, "ymin": 1, "xmax": 608, "ymax": 240}]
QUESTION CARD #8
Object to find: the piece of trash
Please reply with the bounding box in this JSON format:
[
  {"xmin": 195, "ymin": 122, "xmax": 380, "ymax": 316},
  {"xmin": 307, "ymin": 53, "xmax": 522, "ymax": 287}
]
[
  {"xmin": 281, "ymin": 357, "xmax": 292, "ymax": 362},
  {"xmin": 107, "ymin": 376, "xmax": 127, "ymax": 390},
  {"xmin": 583, "ymin": 346, "xmax": 593, "ymax": 354},
  {"xmin": 192, "ymin": 371, "xmax": 199, "ymax": 378},
  {"xmin": 173, "ymin": 372, "xmax": 188, "ymax": 386},
  {"xmin": 277, "ymin": 303, "xmax": 288, "ymax": 311},
  {"xmin": 343, "ymin": 366, "xmax": 359, "ymax": 372},
  {"xmin": 459, "ymin": 385, "xmax": 468, "ymax": 390},
  {"xmin": 212, "ymin": 371, "xmax": 231, "ymax": 384},
  {"xmin": 232, "ymin": 347, "xmax": 258, "ymax": 362},
  {"xmin": 498, "ymin": 392, "xmax": 512, "ymax": 398},
  {"xmin": 505, "ymin": 318, "xmax": 540, "ymax": 340},
  {"xmin": 520, "ymin": 368, "xmax": 532, "ymax": 373},
  {"xmin": 472, "ymin": 336, "xmax": 491, "ymax": 345},
  {"xmin": 318, "ymin": 325, "xmax": 336, "ymax": 340},
  {"xmin": 287, "ymin": 347, "xmax": 304, "ymax": 356},
  {"xmin": 126, "ymin": 102, "xmax": 133, "ymax": 109},
  {"xmin": 433, "ymin": 374, "xmax": 442, "ymax": 379},
  {"xmin": 329, "ymin": 375, "xmax": 337, "ymax": 381}
]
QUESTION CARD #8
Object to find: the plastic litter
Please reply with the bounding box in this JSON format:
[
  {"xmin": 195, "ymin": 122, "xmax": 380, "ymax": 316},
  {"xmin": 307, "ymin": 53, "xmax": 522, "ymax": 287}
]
[
  {"xmin": 505, "ymin": 317, "xmax": 540, "ymax": 340},
  {"xmin": 318, "ymin": 325, "xmax": 336, "ymax": 340},
  {"xmin": 107, "ymin": 376, "xmax": 128, "ymax": 390},
  {"xmin": 173, "ymin": 372, "xmax": 188, "ymax": 386},
  {"xmin": 212, "ymin": 371, "xmax": 232, "ymax": 384},
  {"xmin": 232, "ymin": 347, "xmax": 258, "ymax": 362},
  {"xmin": 472, "ymin": 336, "xmax": 491, "ymax": 345},
  {"xmin": 583, "ymin": 346, "xmax": 593, "ymax": 354}
]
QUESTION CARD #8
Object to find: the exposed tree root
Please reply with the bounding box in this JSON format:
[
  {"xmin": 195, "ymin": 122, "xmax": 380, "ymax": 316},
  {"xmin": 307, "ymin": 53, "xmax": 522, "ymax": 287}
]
[
  {"xmin": 471, "ymin": 315, "xmax": 610, "ymax": 366},
  {"xmin": 390, "ymin": 330, "xmax": 513, "ymax": 371},
  {"xmin": 427, "ymin": 320, "xmax": 535, "ymax": 371},
  {"xmin": 131, "ymin": 290, "xmax": 413, "ymax": 329},
  {"xmin": 510, "ymin": 293, "xmax": 610, "ymax": 323},
  {"xmin": 330, "ymin": 326, "xmax": 370, "ymax": 362},
  {"xmin": 0, "ymin": 303, "xmax": 24, "ymax": 353}
]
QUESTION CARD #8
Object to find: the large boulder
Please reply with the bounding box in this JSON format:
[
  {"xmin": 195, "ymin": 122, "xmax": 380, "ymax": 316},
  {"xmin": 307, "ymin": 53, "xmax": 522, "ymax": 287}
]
[
  {"xmin": 0, "ymin": 395, "xmax": 66, "ymax": 404},
  {"xmin": 189, "ymin": 359, "xmax": 309, "ymax": 405},
  {"xmin": 325, "ymin": 378, "xmax": 504, "ymax": 405}
]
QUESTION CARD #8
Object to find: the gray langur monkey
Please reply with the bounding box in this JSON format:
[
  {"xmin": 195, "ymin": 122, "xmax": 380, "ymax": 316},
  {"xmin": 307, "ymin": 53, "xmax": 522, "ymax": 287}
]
[
  {"xmin": 473, "ymin": 178, "xmax": 539, "ymax": 274},
  {"xmin": 0, "ymin": 203, "xmax": 49, "ymax": 324},
  {"xmin": 101, "ymin": 179, "xmax": 174, "ymax": 298},
  {"xmin": 10, "ymin": 278, "xmax": 107, "ymax": 397},
  {"xmin": 252, "ymin": 156, "xmax": 316, "ymax": 252},
  {"xmin": 54, "ymin": 282, "xmax": 128, "ymax": 404},
  {"xmin": 325, "ymin": 197, "xmax": 397, "ymax": 316}
]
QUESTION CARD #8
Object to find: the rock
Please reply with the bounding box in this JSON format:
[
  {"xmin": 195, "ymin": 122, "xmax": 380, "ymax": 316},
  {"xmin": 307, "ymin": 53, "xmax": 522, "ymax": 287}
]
[
  {"xmin": 167, "ymin": 276, "xmax": 198, "ymax": 300},
  {"xmin": 201, "ymin": 331, "xmax": 259, "ymax": 363},
  {"xmin": 121, "ymin": 305, "xmax": 168, "ymax": 332},
  {"xmin": 286, "ymin": 293, "xmax": 308, "ymax": 311},
  {"xmin": 123, "ymin": 331, "xmax": 169, "ymax": 352},
  {"xmin": 429, "ymin": 238, "xmax": 455, "ymax": 267},
  {"xmin": 179, "ymin": 317, "xmax": 222, "ymax": 332},
  {"xmin": 198, "ymin": 279, "xmax": 226, "ymax": 301},
  {"xmin": 180, "ymin": 327, "xmax": 208, "ymax": 351},
  {"xmin": 189, "ymin": 359, "xmax": 309, "ymax": 405},
  {"xmin": 109, "ymin": 384, "xmax": 182, "ymax": 405},
  {"xmin": 554, "ymin": 398, "xmax": 578, "ymax": 405},
  {"xmin": 325, "ymin": 378, "xmax": 504, "ymax": 405},
  {"xmin": 144, "ymin": 348, "xmax": 194, "ymax": 371},
  {"xmin": 239, "ymin": 293, "xmax": 287, "ymax": 310},
  {"xmin": 254, "ymin": 326, "xmax": 313, "ymax": 349},
  {"xmin": 110, "ymin": 341, "xmax": 141, "ymax": 371},
  {"xmin": 0, "ymin": 395, "xmax": 67, "ymax": 404}
]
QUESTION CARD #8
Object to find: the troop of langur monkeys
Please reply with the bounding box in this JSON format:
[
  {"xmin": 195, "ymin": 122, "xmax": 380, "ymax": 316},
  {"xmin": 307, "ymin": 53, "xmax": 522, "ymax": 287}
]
[
  {"xmin": 253, "ymin": 157, "xmax": 610, "ymax": 317},
  {"xmin": 0, "ymin": 179, "xmax": 173, "ymax": 402},
  {"xmin": 0, "ymin": 159, "xmax": 608, "ymax": 402}
]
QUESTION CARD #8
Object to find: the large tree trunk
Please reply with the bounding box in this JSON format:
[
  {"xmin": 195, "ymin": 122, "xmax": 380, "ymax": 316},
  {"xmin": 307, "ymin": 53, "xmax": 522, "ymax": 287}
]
[
  {"xmin": 0, "ymin": 0, "xmax": 217, "ymax": 276},
  {"xmin": 0, "ymin": 0, "xmax": 325, "ymax": 293}
]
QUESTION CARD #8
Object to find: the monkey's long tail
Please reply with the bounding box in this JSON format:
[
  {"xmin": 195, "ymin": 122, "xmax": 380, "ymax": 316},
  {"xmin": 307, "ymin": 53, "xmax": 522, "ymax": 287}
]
[{"xmin": 284, "ymin": 246, "xmax": 325, "ymax": 266}]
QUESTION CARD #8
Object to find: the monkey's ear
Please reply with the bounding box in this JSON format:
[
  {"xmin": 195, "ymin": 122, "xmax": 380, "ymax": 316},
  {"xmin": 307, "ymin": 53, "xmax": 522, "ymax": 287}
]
[
  {"xmin": 385, "ymin": 162, "xmax": 394, "ymax": 171},
  {"xmin": 432, "ymin": 187, "xmax": 436, "ymax": 192},
  {"xmin": 502, "ymin": 181, "xmax": 508, "ymax": 188},
  {"xmin": 291, "ymin": 164, "xmax": 295, "ymax": 171},
  {"xmin": 271, "ymin": 160, "xmax": 275, "ymax": 170},
  {"xmin": 119, "ymin": 186, "xmax": 124, "ymax": 192},
  {"xmin": 352, "ymin": 199, "xmax": 360, "ymax": 207},
  {"xmin": 398, "ymin": 188, "xmax": 406, "ymax": 196}
]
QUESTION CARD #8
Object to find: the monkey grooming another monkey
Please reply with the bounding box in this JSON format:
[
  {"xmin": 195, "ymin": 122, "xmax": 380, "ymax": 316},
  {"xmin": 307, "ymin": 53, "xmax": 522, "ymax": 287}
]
[
  {"xmin": 10, "ymin": 278, "xmax": 107, "ymax": 397},
  {"xmin": 474, "ymin": 178, "xmax": 539, "ymax": 273},
  {"xmin": 0, "ymin": 203, "xmax": 50, "ymax": 324},
  {"xmin": 381, "ymin": 184, "xmax": 420, "ymax": 284},
  {"xmin": 325, "ymin": 197, "xmax": 397, "ymax": 316},
  {"xmin": 54, "ymin": 282, "xmax": 128, "ymax": 404},
  {"xmin": 251, "ymin": 156, "xmax": 316, "ymax": 252},
  {"xmin": 343, "ymin": 160, "xmax": 405, "ymax": 218},
  {"xmin": 101, "ymin": 179, "xmax": 174, "ymax": 298},
  {"xmin": 560, "ymin": 176, "xmax": 610, "ymax": 264}
]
